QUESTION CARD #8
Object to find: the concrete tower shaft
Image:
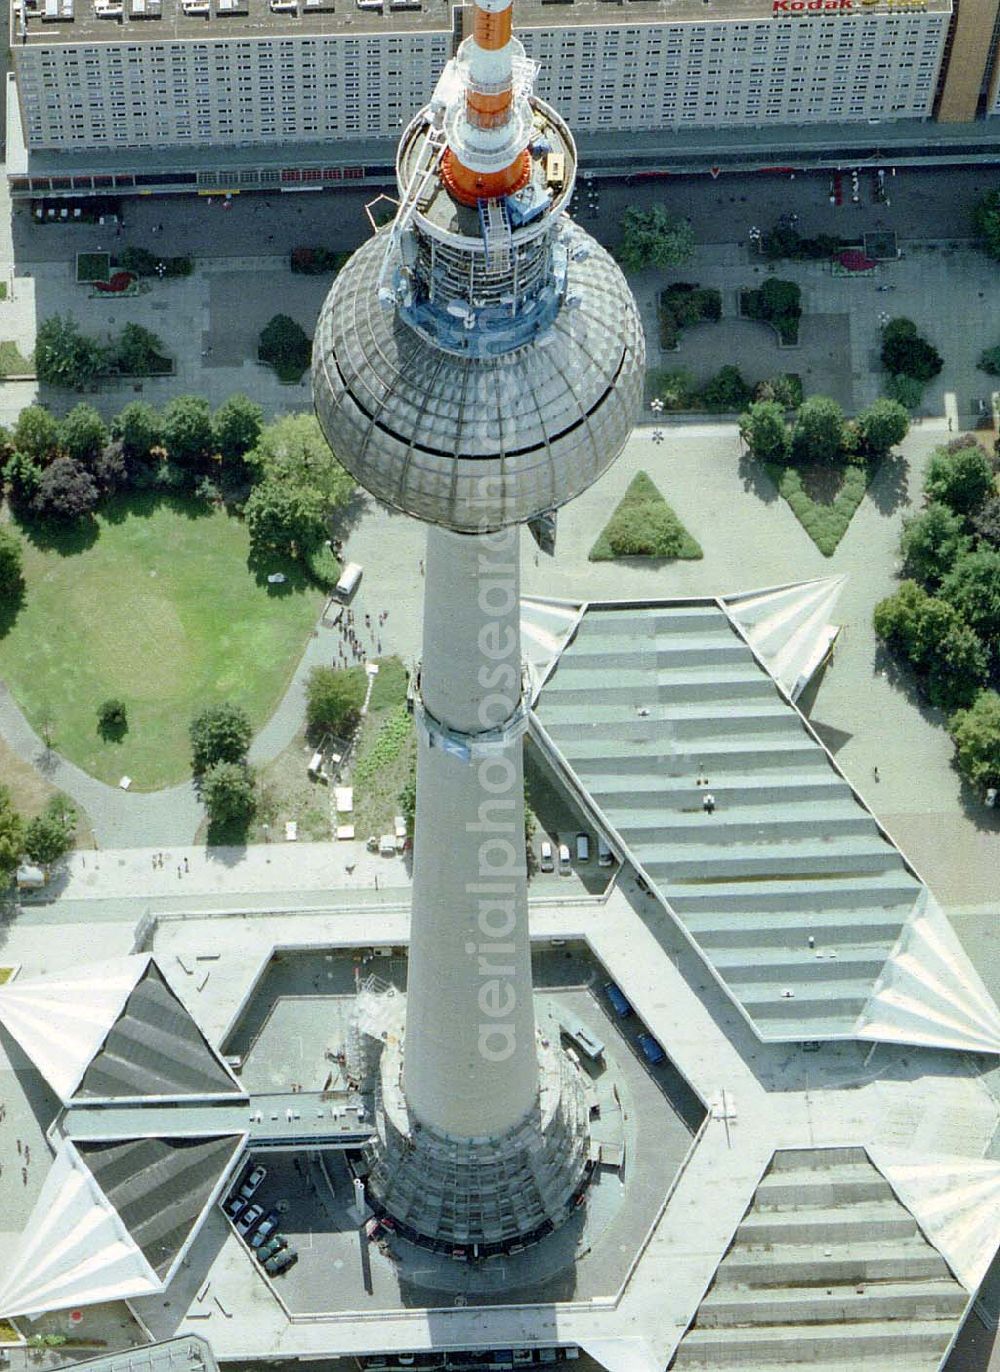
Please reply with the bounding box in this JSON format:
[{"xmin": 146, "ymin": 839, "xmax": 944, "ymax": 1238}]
[{"xmin": 403, "ymin": 524, "xmax": 536, "ymax": 1139}]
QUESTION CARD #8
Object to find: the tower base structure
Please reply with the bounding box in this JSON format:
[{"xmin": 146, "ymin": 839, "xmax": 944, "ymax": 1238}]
[{"xmin": 366, "ymin": 1028, "xmax": 592, "ymax": 1253}]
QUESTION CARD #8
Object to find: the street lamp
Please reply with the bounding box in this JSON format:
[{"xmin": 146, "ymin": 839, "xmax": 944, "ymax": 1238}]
[{"xmin": 156, "ymin": 261, "xmax": 166, "ymax": 279}]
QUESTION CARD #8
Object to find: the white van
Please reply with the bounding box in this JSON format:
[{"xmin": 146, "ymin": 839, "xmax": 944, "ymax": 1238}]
[
  {"xmin": 575, "ymin": 832, "xmax": 590, "ymax": 862},
  {"xmin": 597, "ymin": 836, "xmax": 614, "ymax": 867},
  {"xmin": 335, "ymin": 562, "xmax": 363, "ymax": 600},
  {"xmin": 539, "ymin": 840, "xmax": 554, "ymax": 872},
  {"xmin": 558, "ymin": 843, "xmax": 571, "ymax": 875}
]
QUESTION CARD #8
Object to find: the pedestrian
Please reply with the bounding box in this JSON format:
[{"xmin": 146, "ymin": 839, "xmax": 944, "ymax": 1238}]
[
  {"xmin": 152, "ymin": 855, "xmax": 157, "ymax": 870},
  {"xmin": 177, "ymin": 865, "xmax": 182, "ymax": 879},
  {"xmin": 419, "ymin": 560, "xmax": 424, "ymax": 576},
  {"xmin": 24, "ymin": 1144, "xmax": 29, "ymax": 1165},
  {"xmin": 16, "ymin": 1139, "xmax": 21, "ymax": 1156},
  {"xmin": 702, "ymin": 793, "xmax": 716, "ymax": 814},
  {"xmin": 21, "ymin": 1167, "xmax": 27, "ymax": 1187},
  {"xmin": 873, "ymin": 766, "xmax": 880, "ymax": 782},
  {"xmin": 184, "ymin": 857, "xmax": 189, "ymax": 873}
]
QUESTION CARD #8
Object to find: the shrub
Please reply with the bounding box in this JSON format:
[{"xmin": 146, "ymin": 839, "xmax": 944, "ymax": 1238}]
[
  {"xmin": 162, "ymin": 395, "xmax": 214, "ymax": 469},
  {"xmin": 590, "ymin": 471, "xmax": 702, "ymax": 561},
  {"xmin": 873, "ymin": 581, "xmax": 987, "ymax": 710},
  {"xmin": 740, "ymin": 400, "xmax": 790, "ymax": 462},
  {"xmin": 14, "ymin": 405, "xmax": 60, "ymax": 464},
  {"xmin": 32, "ymin": 457, "xmax": 99, "ymax": 521},
  {"xmin": 885, "ymin": 373, "xmax": 925, "ymax": 410},
  {"xmin": 34, "ymin": 314, "xmax": 105, "ymax": 390},
  {"xmin": 855, "ymin": 398, "xmax": 909, "ymax": 458},
  {"xmin": 938, "ymin": 548, "xmax": 1000, "ymax": 649},
  {"xmin": 978, "ymin": 345, "xmax": 1000, "ymax": 376},
  {"xmin": 213, "ymin": 393, "xmax": 263, "ymax": 462},
  {"xmin": 60, "ymin": 402, "xmax": 108, "ymax": 464},
  {"xmin": 791, "ymin": 395, "xmax": 846, "ymax": 465},
  {"xmin": 0, "ymin": 784, "xmax": 24, "ymax": 881},
  {"xmin": 648, "ymin": 367, "xmax": 696, "ymax": 411},
  {"xmin": 111, "ymin": 401, "xmax": 162, "ymax": 460},
  {"xmin": 755, "ymin": 374, "xmax": 803, "ymax": 409},
  {"xmin": 290, "ymin": 246, "xmax": 350, "ymax": 275},
  {"xmin": 93, "ymin": 439, "xmax": 127, "ymax": 495},
  {"xmin": 924, "ymin": 443, "xmax": 994, "ymax": 517},
  {"xmin": 0, "ymin": 526, "xmax": 24, "ymax": 596},
  {"xmin": 306, "ymin": 665, "xmax": 367, "ymax": 737},
  {"xmin": 949, "ymin": 690, "xmax": 1000, "ymax": 790},
  {"xmin": 618, "ymin": 206, "xmax": 695, "ymax": 271},
  {"xmin": 107, "ymin": 322, "xmax": 171, "ymax": 377},
  {"xmin": 701, "ymin": 364, "xmax": 754, "ymax": 414},
  {"xmin": 189, "ymin": 702, "xmax": 253, "ymax": 775}
]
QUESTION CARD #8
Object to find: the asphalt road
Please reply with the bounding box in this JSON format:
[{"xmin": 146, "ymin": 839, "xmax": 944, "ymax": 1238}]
[{"xmin": 11, "ymin": 163, "xmax": 996, "ymax": 268}]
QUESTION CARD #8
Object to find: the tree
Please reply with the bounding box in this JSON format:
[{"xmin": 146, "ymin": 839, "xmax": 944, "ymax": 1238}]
[
  {"xmin": 214, "ymin": 393, "xmax": 263, "ymax": 462},
  {"xmin": 306, "ymin": 665, "xmax": 365, "ymax": 737},
  {"xmin": 924, "ymin": 443, "xmax": 994, "ymax": 517},
  {"xmin": 884, "ymin": 373, "xmax": 925, "ymax": 410},
  {"xmin": 245, "ymin": 477, "xmax": 327, "ymax": 560},
  {"xmin": 949, "ymin": 690, "xmax": 1000, "ymax": 790},
  {"xmin": 13, "ymin": 405, "xmax": 60, "ymax": 464},
  {"xmin": 97, "ymin": 697, "xmax": 128, "ymax": 737},
  {"xmin": 939, "ymin": 548, "xmax": 1000, "ymax": 648},
  {"xmin": 248, "ymin": 414, "xmax": 354, "ymax": 507},
  {"xmin": 258, "ymin": 314, "xmax": 312, "ymax": 381},
  {"xmin": 399, "ymin": 769, "xmax": 416, "ymax": 837},
  {"xmin": 0, "ymin": 526, "xmax": 24, "ymax": 597},
  {"xmin": 618, "ymin": 206, "xmax": 695, "ymax": 271},
  {"xmin": 899, "ymin": 503, "xmax": 970, "ymax": 587},
  {"xmin": 740, "ymin": 400, "xmax": 789, "ymax": 462},
  {"xmin": 972, "ymin": 496, "xmax": 1000, "ymax": 549},
  {"xmin": 189, "ymin": 702, "xmax": 252, "ymax": 775},
  {"xmin": 4, "ymin": 452, "xmax": 42, "ymax": 508},
  {"xmin": 924, "ymin": 610, "xmax": 988, "ymax": 711},
  {"xmin": 32, "ymin": 457, "xmax": 99, "ymax": 522},
  {"xmin": 23, "ymin": 795, "xmax": 76, "ymax": 868},
  {"xmin": 856, "ymin": 398, "xmax": 909, "ymax": 457},
  {"xmin": 34, "ymin": 314, "xmax": 106, "ymax": 390},
  {"xmin": 880, "ymin": 317, "xmax": 943, "ymax": 383},
  {"xmin": 201, "ymin": 760, "xmax": 257, "ymax": 826},
  {"xmin": 0, "ymin": 784, "xmax": 24, "ymax": 882},
  {"xmin": 108, "ymin": 322, "xmax": 168, "ymax": 378},
  {"xmin": 874, "ymin": 581, "xmax": 986, "ymax": 710},
  {"xmin": 60, "ymin": 403, "xmax": 108, "ymax": 464},
  {"xmin": 111, "ymin": 401, "xmax": 162, "ymax": 460},
  {"xmin": 161, "ymin": 395, "xmax": 214, "ymax": 469},
  {"xmin": 791, "ymin": 395, "xmax": 846, "ymax": 465},
  {"xmin": 972, "ymin": 189, "xmax": 1000, "ymax": 260},
  {"xmin": 758, "ymin": 277, "xmax": 802, "ymax": 322}
]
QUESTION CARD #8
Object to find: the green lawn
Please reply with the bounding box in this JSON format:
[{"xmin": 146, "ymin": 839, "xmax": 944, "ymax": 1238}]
[
  {"xmin": 0, "ymin": 341, "xmax": 34, "ymax": 376},
  {"xmin": 0, "ymin": 494, "xmax": 322, "ymax": 788},
  {"xmin": 590, "ymin": 470, "xmax": 703, "ymax": 561},
  {"xmin": 767, "ymin": 460, "xmax": 869, "ymax": 556}
]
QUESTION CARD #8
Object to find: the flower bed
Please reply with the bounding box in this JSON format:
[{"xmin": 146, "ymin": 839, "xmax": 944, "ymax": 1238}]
[{"xmin": 94, "ymin": 271, "xmax": 138, "ymax": 295}]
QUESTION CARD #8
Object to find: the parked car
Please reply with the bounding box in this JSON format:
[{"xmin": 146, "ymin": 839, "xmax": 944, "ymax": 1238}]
[
  {"xmin": 249, "ymin": 1211, "xmax": 281, "ymax": 1248},
  {"xmin": 223, "ymin": 1194, "xmax": 246, "ymax": 1220},
  {"xmin": 236, "ymin": 1203, "xmax": 264, "ymax": 1236},
  {"xmin": 575, "ymin": 832, "xmax": 590, "ymax": 862},
  {"xmin": 239, "ymin": 1164, "xmax": 267, "ymax": 1201},
  {"xmin": 558, "ymin": 843, "xmax": 571, "ymax": 875},
  {"xmin": 264, "ymin": 1247, "xmax": 298, "ymax": 1276},
  {"xmin": 539, "ymin": 840, "xmax": 554, "ymax": 873},
  {"xmin": 637, "ymin": 1033, "xmax": 666, "ymax": 1066},
  {"xmin": 256, "ymin": 1234, "xmax": 288, "ymax": 1264},
  {"xmin": 597, "ymin": 836, "xmax": 615, "ymax": 868},
  {"xmin": 604, "ymin": 982, "xmax": 632, "ymax": 1019}
]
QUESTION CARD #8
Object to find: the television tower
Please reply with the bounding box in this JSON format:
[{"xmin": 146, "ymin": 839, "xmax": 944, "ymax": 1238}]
[{"xmin": 313, "ymin": 0, "xmax": 644, "ymax": 1252}]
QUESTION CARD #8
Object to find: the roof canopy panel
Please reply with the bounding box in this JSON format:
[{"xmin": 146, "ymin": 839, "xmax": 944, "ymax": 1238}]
[
  {"xmin": 76, "ymin": 1135, "xmax": 244, "ymax": 1279},
  {"xmin": 0, "ymin": 1142, "xmax": 160, "ymax": 1319},
  {"xmin": 73, "ymin": 961, "xmax": 242, "ymax": 1101},
  {"xmin": 0, "ymin": 954, "xmax": 148, "ymax": 1102},
  {"xmin": 531, "ymin": 596, "xmax": 1000, "ymax": 1054}
]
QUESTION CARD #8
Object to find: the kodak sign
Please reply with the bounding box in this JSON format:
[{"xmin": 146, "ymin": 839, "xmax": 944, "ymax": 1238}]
[{"xmin": 772, "ymin": 0, "xmax": 928, "ymax": 12}]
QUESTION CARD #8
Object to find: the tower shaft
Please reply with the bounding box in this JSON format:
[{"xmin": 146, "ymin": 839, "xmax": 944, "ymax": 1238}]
[{"xmin": 404, "ymin": 524, "xmax": 536, "ymax": 1140}]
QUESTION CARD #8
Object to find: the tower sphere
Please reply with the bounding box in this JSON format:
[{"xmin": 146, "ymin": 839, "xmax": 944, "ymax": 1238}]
[{"xmin": 312, "ymin": 101, "xmax": 645, "ymax": 534}]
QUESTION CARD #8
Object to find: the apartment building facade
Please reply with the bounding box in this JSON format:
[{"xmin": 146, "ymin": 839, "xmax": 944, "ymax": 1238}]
[{"xmin": 10, "ymin": 0, "xmax": 955, "ymax": 158}]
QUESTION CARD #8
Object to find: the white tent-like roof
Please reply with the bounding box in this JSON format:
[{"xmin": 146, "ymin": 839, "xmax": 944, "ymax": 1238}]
[
  {"xmin": 0, "ymin": 954, "xmax": 147, "ymax": 1102},
  {"xmin": 0, "ymin": 1142, "xmax": 161, "ymax": 1318}
]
